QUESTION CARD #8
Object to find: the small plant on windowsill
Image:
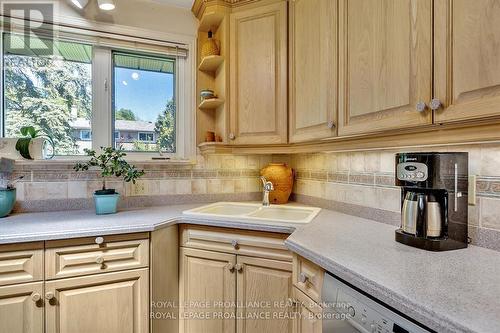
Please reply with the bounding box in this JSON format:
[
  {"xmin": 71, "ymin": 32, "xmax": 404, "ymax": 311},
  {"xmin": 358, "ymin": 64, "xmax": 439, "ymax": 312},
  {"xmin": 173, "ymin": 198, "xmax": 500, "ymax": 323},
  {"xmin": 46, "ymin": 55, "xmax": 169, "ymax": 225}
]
[{"xmin": 74, "ymin": 146, "xmax": 145, "ymax": 215}]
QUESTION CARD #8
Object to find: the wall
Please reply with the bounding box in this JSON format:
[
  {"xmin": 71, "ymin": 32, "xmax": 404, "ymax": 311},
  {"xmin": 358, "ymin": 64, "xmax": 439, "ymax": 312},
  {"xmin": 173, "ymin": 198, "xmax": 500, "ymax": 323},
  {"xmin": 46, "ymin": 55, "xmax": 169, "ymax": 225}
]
[
  {"xmin": 290, "ymin": 144, "xmax": 500, "ymax": 252},
  {"xmin": 12, "ymin": 154, "xmax": 277, "ymax": 212},
  {"xmin": 18, "ymin": 0, "xmax": 198, "ymax": 38}
]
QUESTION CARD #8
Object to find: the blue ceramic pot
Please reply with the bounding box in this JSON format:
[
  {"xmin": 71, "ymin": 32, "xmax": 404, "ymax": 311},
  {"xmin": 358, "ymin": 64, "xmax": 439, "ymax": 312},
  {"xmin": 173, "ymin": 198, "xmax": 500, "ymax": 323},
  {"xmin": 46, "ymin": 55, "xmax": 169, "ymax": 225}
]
[
  {"xmin": 93, "ymin": 193, "xmax": 120, "ymax": 215},
  {"xmin": 0, "ymin": 188, "xmax": 16, "ymax": 217}
]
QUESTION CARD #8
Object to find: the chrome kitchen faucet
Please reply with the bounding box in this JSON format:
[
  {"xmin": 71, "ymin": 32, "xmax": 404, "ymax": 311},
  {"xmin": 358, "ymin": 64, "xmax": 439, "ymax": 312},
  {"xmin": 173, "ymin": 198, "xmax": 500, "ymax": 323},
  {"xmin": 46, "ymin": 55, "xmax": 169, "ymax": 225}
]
[{"xmin": 260, "ymin": 176, "xmax": 274, "ymax": 206}]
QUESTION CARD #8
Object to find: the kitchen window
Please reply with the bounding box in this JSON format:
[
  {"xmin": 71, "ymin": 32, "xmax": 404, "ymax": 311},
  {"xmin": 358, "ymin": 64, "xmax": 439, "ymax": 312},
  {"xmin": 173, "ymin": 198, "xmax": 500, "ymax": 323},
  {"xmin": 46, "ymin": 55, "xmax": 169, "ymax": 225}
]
[
  {"xmin": 2, "ymin": 34, "xmax": 92, "ymax": 156},
  {"xmin": 0, "ymin": 21, "xmax": 194, "ymax": 160},
  {"xmin": 113, "ymin": 52, "xmax": 176, "ymax": 153}
]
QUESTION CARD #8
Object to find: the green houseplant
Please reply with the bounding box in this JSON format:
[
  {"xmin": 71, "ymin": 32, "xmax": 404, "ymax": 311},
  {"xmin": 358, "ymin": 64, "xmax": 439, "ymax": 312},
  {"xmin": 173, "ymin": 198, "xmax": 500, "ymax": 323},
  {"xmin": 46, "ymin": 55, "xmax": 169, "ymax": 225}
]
[
  {"xmin": 74, "ymin": 147, "xmax": 144, "ymax": 215},
  {"xmin": 15, "ymin": 126, "xmax": 54, "ymax": 160}
]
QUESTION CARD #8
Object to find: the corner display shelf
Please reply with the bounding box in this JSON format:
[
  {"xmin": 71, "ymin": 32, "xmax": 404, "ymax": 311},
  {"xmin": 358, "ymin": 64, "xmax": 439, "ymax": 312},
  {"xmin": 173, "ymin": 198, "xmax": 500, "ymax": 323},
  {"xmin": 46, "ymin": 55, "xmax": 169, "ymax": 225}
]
[
  {"xmin": 198, "ymin": 55, "xmax": 224, "ymax": 73},
  {"xmin": 199, "ymin": 11, "xmax": 225, "ymax": 32},
  {"xmin": 198, "ymin": 98, "xmax": 224, "ymax": 110}
]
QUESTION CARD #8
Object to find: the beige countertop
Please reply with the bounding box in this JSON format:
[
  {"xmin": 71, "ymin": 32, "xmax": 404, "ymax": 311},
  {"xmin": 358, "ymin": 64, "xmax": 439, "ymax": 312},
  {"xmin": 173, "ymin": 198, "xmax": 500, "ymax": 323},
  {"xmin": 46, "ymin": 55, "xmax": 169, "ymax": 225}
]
[{"xmin": 0, "ymin": 204, "xmax": 499, "ymax": 333}]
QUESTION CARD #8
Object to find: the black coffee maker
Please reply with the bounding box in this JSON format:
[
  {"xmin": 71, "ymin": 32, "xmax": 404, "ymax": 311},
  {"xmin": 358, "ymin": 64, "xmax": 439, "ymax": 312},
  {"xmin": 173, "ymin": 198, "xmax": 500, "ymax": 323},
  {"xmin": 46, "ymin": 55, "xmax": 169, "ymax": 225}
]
[{"xmin": 395, "ymin": 152, "xmax": 468, "ymax": 251}]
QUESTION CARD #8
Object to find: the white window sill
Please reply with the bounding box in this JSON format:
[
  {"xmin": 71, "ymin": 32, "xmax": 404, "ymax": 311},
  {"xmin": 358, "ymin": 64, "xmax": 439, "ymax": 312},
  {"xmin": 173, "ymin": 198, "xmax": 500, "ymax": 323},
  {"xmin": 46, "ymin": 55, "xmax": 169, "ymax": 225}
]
[{"xmin": 14, "ymin": 157, "xmax": 196, "ymax": 166}]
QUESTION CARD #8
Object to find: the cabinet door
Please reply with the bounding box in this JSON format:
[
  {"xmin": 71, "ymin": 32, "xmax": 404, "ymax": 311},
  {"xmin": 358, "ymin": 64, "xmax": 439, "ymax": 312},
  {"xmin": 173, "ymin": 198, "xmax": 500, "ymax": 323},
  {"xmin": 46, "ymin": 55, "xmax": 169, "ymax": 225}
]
[
  {"xmin": 292, "ymin": 288, "xmax": 322, "ymax": 333},
  {"xmin": 45, "ymin": 269, "xmax": 149, "ymax": 333},
  {"xmin": 338, "ymin": 0, "xmax": 432, "ymax": 135},
  {"xmin": 229, "ymin": 1, "xmax": 287, "ymax": 144},
  {"xmin": 179, "ymin": 247, "xmax": 236, "ymax": 333},
  {"xmin": 434, "ymin": 0, "xmax": 500, "ymax": 123},
  {"xmin": 236, "ymin": 256, "xmax": 293, "ymax": 333},
  {"xmin": 0, "ymin": 282, "xmax": 43, "ymax": 333},
  {"xmin": 289, "ymin": 0, "xmax": 337, "ymax": 143}
]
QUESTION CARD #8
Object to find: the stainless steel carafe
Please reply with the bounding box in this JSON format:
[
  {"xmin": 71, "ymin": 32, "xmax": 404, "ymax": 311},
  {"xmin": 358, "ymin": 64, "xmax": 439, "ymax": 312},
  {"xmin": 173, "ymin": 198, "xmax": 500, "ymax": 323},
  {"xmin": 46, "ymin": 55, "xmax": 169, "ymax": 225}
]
[
  {"xmin": 426, "ymin": 195, "xmax": 442, "ymax": 237},
  {"xmin": 401, "ymin": 192, "xmax": 442, "ymax": 237},
  {"xmin": 401, "ymin": 192, "xmax": 421, "ymax": 235}
]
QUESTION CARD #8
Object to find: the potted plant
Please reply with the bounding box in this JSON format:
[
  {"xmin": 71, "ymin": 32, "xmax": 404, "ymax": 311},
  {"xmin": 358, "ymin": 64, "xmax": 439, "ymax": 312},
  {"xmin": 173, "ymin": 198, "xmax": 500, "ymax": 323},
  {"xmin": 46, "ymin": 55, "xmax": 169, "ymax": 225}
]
[
  {"xmin": 74, "ymin": 147, "xmax": 144, "ymax": 215},
  {"xmin": 15, "ymin": 126, "xmax": 54, "ymax": 159}
]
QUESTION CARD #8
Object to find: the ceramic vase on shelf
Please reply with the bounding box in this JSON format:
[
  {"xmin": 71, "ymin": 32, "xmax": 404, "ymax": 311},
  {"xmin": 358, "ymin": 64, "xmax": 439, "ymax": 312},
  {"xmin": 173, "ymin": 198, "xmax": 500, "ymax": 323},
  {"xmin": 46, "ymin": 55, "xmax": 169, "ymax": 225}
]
[
  {"xmin": 260, "ymin": 163, "xmax": 294, "ymax": 204},
  {"xmin": 201, "ymin": 30, "xmax": 219, "ymax": 57}
]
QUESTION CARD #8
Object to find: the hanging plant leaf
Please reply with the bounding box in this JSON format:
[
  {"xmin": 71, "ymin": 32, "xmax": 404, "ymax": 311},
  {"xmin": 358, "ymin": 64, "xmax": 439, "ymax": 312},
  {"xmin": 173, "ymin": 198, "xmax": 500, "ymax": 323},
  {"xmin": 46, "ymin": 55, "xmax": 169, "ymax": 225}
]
[{"xmin": 20, "ymin": 126, "xmax": 37, "ymax": 138}]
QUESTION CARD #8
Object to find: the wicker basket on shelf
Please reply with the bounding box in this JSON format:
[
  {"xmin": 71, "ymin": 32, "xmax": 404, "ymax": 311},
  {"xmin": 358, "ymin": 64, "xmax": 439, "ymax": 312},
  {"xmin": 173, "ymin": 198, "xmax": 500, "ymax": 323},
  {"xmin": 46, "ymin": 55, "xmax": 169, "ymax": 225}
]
[{"xmin": 201, "ymin": 30, "xmax": 220, "ymax": 57}]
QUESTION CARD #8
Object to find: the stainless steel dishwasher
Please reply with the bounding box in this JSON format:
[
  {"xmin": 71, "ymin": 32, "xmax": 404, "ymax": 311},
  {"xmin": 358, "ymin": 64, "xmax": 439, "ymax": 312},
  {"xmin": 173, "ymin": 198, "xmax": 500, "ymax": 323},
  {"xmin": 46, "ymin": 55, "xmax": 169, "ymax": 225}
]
[{"xmin": 321, "ymin": 273, "xmax": 432, "ymax": 333}]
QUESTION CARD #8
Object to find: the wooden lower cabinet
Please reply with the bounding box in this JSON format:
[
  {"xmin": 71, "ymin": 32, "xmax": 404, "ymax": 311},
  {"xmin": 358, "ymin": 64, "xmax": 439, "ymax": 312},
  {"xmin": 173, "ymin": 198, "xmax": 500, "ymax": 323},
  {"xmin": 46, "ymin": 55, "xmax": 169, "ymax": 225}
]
[
  {"xmin": 45, "ymin": 268, "xmax": 149, "ymax": 333},
  {"xmin": 179, "ymin": 247, "xmax": 236, "ymax": 333},
  {"xmin": 0, "ymin": 282, "xmax": 44, "ymax": 333},
  {"xmin": 236, "ymin": 256, "xmax": 293, "ymax": 333},
  {"xmin": 292, "ymin": 287, "xmax": 322, "ymax": 333},
  {"xmin": 179, "ymin": 246, "xmax": 293, "ymax": 333}
]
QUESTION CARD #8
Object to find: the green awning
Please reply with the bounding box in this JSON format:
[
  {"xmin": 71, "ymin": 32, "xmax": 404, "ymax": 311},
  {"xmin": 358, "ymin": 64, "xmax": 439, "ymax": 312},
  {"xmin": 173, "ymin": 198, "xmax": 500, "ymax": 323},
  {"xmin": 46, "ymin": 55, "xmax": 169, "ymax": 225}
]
[
  {"xmin": 3, "ymin": 33, "xmax": 92, "ymax": 64},
  {"xmin": 113, "ymin": 53, "xmax": 175, "ymax": 74}
]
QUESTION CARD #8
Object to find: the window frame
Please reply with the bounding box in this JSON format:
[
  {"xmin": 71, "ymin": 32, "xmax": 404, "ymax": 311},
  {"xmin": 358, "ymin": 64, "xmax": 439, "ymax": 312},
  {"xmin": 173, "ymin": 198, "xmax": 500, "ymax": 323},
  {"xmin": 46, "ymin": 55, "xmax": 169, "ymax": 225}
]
[
  {"xmin": 0, "ymin": 17, "xmax": 196, "ymax": 162},
  {"xmin": 111, "ymin": 50, "xmax": 177, "ymax": 154},
  {"xmin": 80, "ymin": 130, "xmax": 92, "ymax": 141},
  {"xmin": 137, "ymin": 132, "xmax": 155, "ymax": 143}
]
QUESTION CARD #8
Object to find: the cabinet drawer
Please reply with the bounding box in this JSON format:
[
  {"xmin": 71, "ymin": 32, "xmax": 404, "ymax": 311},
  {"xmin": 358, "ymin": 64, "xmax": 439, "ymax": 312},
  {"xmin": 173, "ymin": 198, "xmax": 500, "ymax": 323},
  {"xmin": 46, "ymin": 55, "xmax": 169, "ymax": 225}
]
[
  {"xmin": 0, "ymin": 244, "xmax": 43, "ymax": 287},
  {"xmin": 293, "ymin": 254, "xmax": 324, "ymax": 303},
  {"xmin": 292, "ymin": 287, "xmax": 323, "ymax": 333},
  {"xmin": 45, "ymin": 238, "xmax": 149, "ymax": 280},
  {"xmin": 180, "ymin": 225, "xmax": 292, "ymax": 261}
]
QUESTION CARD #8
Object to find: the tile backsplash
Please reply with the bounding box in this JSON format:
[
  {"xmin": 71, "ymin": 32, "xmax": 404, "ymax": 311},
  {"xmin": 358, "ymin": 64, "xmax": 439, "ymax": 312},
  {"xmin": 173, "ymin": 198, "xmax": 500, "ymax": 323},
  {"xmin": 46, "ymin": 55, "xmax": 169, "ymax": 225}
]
[
  {"xmin": 11, "ymin": 154, "xmax": 274, "ymax": 212},
  {"xmin": 289, "ymin": 144, "xmax": 500, "ymax": 252}
]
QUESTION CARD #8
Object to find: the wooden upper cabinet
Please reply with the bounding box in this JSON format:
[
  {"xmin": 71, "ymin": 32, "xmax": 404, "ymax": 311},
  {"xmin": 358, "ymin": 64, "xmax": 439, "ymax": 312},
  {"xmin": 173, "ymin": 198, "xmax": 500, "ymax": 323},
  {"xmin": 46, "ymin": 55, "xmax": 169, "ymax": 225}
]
[
  {"xmin": 229, "ymin": 1, "xmax": 287, "ymax": 144},
  {"xmin": 338, "ymin": 0, "xmax": 433, "ymax": 136},
  {"xmin": 289, "ymin": 0, "xmax": 337, "ymax": 143},
  {"xmin": 434, "ymin": 0, "xmax": 500, "ymax": 123}
]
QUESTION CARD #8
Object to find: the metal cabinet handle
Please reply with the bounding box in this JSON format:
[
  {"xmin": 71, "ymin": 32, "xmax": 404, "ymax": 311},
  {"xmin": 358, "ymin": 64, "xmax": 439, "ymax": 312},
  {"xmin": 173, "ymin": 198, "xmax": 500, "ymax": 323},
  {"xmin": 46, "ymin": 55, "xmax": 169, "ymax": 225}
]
[
  {"xmin": 327, "ymin": 120, "xmax": 335, "ymax": 129},
  {"xmin": 299, "ymin": 272, "xmax": 309, "ymax": 284},
  {"xmin": 231, "ymin": 240, "xmax": 239, "ymax": 249},
  {"xmin": 416, "ymin": 101, "xmax": 427, "ymax": 113},
  {"xmin": 229, "ymin": 133, "xmax": 236, "ymax": 140},
  {"xmin": 96, "ymin": 255, "xmax": 105, "ymax": 265},
  {"xmin": 235, "ymin": 263, "xmax": 243, "ymax": 272},
  {"xmin": 32, "ymin": 293, "xmax": 41, "ymax": 302},
  {"xmin": 45, "ymin": 292, "xmax": 56, "ymax": 306},
  {"xmin": 95, "ymin": 237, "xmax": 104, "ymax": 245},
  {"xmin": 227, "ymin": 263, "xmax": 235, "ymax": 272},
  {"xmin": 430, "ymin": 98, "xmax": 442, "ymax": 111}
]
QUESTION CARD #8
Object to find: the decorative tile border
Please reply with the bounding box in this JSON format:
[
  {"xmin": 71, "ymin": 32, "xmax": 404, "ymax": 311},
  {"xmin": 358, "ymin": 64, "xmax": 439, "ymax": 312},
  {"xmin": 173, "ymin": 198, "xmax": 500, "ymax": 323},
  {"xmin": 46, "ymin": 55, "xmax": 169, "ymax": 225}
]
[
  {"xmin": 296, "ymin": 169, "xmax": 500, "ymax": 198},
  {"xmin": 476, "ymin": 177, "xmax": 500, "ymax": 197},
  {"xmin": 13, "ymin": 167, "xmax": 262, "ymax": 182}
]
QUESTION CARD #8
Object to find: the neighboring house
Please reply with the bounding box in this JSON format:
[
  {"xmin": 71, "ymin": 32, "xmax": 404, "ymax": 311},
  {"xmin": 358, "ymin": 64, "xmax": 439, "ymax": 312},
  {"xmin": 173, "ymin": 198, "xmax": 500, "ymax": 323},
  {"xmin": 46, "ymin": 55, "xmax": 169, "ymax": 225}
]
[{"xmin": 69, "ymin": 118, "xmax": 156, "ymax": 153}]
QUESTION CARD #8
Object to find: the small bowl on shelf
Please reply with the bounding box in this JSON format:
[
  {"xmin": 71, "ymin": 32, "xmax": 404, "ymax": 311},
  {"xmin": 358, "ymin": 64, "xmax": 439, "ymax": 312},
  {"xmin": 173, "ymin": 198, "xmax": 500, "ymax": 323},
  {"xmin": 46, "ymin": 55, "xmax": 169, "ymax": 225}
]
[{"xmin": 200, "ymin": 89, "xmax": 216, "ymax": 100}]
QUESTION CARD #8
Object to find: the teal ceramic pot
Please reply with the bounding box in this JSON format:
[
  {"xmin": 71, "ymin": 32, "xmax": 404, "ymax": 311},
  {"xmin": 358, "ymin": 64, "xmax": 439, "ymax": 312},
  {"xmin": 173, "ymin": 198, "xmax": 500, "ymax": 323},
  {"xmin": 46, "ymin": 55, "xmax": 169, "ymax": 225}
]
[
  {"xmin": 93, "ymin": 193, "xmax": 120, "ymax": 215},
  {"xmin": 0, "ymin": 188, "xmax": 16, "ymax": 217}
]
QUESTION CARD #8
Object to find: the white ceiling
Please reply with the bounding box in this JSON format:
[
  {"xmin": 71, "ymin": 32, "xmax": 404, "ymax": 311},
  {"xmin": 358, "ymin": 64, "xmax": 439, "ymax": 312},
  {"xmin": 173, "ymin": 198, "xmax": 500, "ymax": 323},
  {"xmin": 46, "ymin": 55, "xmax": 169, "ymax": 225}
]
[{"xmin": 150, "ymin": 0, "xmax": 195, "ymax": 9}]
